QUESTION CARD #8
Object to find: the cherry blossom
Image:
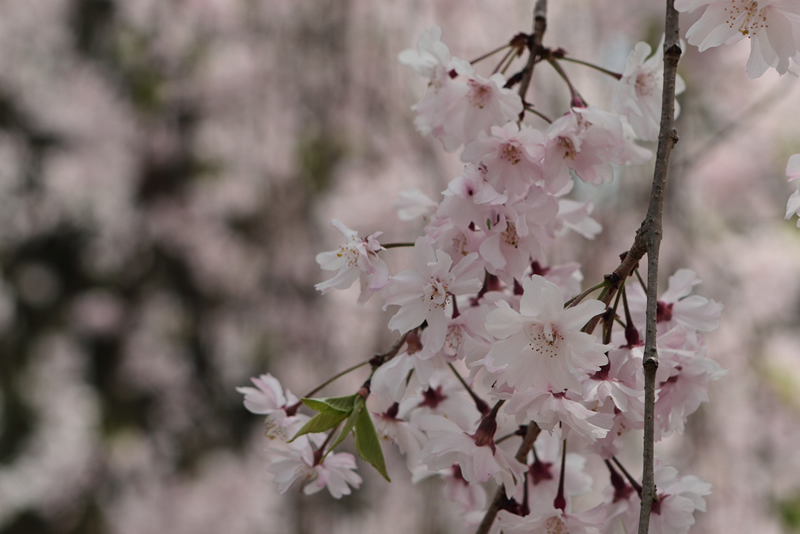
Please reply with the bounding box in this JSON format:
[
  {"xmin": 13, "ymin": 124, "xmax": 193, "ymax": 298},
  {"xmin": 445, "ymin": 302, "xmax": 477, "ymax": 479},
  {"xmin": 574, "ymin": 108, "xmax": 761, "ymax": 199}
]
[
  {"xmin": 676, "ymin": 0, "xmax": 800, "ymax": 78},
  {"xmin": 504, "ymin": 388, "xmax": 614, "ymax": 443},
  {"xmin": 393, "ymin": 189, "xmax": 439, "ymax": 221},
  {"xmin": 383, "ymin": 237, "xmax": 483, "ymax": 357},
  {"xmin": 556, "ymin": 198, "xmax": 603, "ymax": 239},
  {"xmin": 627, "ymin": 269, "xmax": 723, "ymax": 334},
  {"xmin": 398, "ymin": 26, "xmax": 452, "ymax": 82},
  {"xmin": 784, "ymin": 154, "xmax": 800, "ymax": 226},
  {"xmin": 543, "ymin": 106, "xmax": 650, "ymax": 186},
  {"xmin": 441, "ymin": 464, "xmax": 487, "ymax": 514},
  {"xmin": 477, "ymin": 190, "xmax": 559, "ymax": 282},
  {"xmin": 613, "ymin": 37, "xmax": 686, "ymax": 141},
  {"xmin": 434, "ymin": 58, "xmax": 524, "ymax": 152},
  {"xmin": 610, "ymin": 462, "xmax": 712, "ymax": 534},
  {"xmin": 417, "ymin": 414, "xmax": 526, "ymax": 497},
  {"xmin": 315, "ymin": 219, "xmax": 389, "ymax": 303},
  {"xmin": 494, "ymin": 503, "xmax": 606, "ymax": 534},
  {"xmin": 267, "ymin": 437, "xmax": 362, "ymax": 499},
  {"xmin": 373, "ymin": 402, "xmax": 429, "ymax": 471},
  {"xmin": 484, "ymin": 275, "xmax": 608, "ymax": 392},
  {"xmin": 236, "ymin": 373, "xmax": 305, "ymax": 440},
  {"xmin": 438, "ymin": 163, "xmax": 508, "ymax": 230},
  {"xmin": 654, "ymin": 353, "xmax": 726, "ymax": 438},
  {"xmin": 461, "ymin": 122, "xmax": 549, "ymax": 197}
]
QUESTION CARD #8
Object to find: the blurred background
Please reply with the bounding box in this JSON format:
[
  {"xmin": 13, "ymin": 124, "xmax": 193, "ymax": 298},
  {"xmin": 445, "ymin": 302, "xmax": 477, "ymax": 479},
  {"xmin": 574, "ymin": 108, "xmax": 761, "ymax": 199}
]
[{"xmin": 1, "ymin": 0, "xmax": 800, "ymax": 533}]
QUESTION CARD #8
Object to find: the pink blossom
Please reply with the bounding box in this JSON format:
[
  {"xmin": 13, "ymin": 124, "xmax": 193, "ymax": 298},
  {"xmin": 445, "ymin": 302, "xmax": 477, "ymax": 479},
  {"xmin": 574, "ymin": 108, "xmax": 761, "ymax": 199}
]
[
  {"xmin": 556, "ymin": 198, "xmax": 603, "ymax": 239},
  {"xmin": 627, "ymin": 269, "xmax": 723, "ymax": 334},
  {"xmin": 236, "ymin": 373, "xmax": 304, "ymax": 440},
  {"xmin": 543, "ymin": 106, "xmax": 650, "ymax": 186},
  {"xmin": 373, "ymin": 404, "xmax": 428, "ymax": 471},
  {"xmin": 435, "ymin": 58, "xmax": 524, "ymax": 152},
  {"xmin": 438, "ymin": 163, "xmax": 508, "ymax": 230},
  {"xmin": 382, "ymin": 237, "xmax": 483, "ymax": 357},
  {"xmin": 504, "ymin": 388, "xmax": 613, "ymax": 443},
  {"xmin": 393, "ymin": 189, "xmax": 439, "ymax": 221},
  {"xmin": 417, "ymin": 414, "xmax": 526, "ymax": 497},
  {"xmin": 484, "ymin": 275, "xmax": 608, "ymax": 392},
  {"xmin": 654, "ymin": 354, "xmax": 726, "ymax": 438},
  {"xmin": 649, "ymin": 464, "xmax": 712, "ymax": 534},
  {"xmin": 784, "ymin": 154, "xmax": 800, "ymax": 226},
  {"xmin": 494, "ymin": 504, "xmax": 606, "ymax": 534},
  {"xmin": 677, "ymin": 0, "xmax": 800, "ymax": 78},
  {"xmin": 613, "ymin": 37, "xmax": 686, "ymax": 141},
  {"xmin": 461, "ymin": 122, "xmax": 548, "ymax": 197},
  {"xmin": 267, "ymin": 437, "xmax": 362, "ymax": 499},
  {"xmin": 398, "ymin": 26, "xmax": 452, "ymax": 82},
  {"xmin": 315, "ymin": 219, "xmax": 389, "ymax": 303},
  {"xmin": 477, "ymin": 190, "xmax": 558, "ymax": 283},
  {"xmin": 441, "ymin": 464, "xmax": 487, "ymax": 514}
]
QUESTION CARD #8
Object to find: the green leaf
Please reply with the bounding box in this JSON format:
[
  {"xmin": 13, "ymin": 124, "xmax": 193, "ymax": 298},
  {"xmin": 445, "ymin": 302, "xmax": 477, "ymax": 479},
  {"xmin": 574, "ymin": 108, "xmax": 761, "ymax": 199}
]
[
  {"xmin": 301, "ymin": 394, "xmax": 357, "ymax": 414},
  {"xmin": 355, "ymin": 407, "xmax": 390, "ymax": 482},
  {"xmin": 328, "ymin": 395, "xmax": 365, "ymax": 452},
  {"xmin": 288, "ymin": 411, "xmax": 348, "ymax": 442}
]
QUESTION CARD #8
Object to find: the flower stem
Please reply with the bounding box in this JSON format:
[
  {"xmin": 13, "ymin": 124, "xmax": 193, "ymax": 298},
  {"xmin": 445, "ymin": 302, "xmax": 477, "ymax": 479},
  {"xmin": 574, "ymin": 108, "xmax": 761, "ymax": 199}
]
[
  {"xmin": 382, "ymin": 242, "xmax": 415, "ymax": 249},
  {"xmin": 566, "ymin": 280, "xmax": 607, "ymax": 308},
  {"xmin": 557, "ymin": 55, "xmax": 622, "ymax": 79},
  {"xmin": 448, "ymin": 362, "xmax": 490, "ymax": 415},
  {"xmin": 471, "ymin": 42, "xmax": 512, "ymax": 65},
  {"xmin": 523, "ymin": 104, "xmax": 553, "ymax": 124},
  {"xmin": 315, "ymin": 421, "xmax": 342, "ymax": 464},
  {"xmin": 553, "ymin": 439, "xmax": 568, "ymax": 511},
  {"xmin": 303, "ymin": 360, "xmax": 370, "ymax": 399},
  {"xmin": 612, "ymin": 456, "xmax": 643, "ymax": 495},
  {"xmin": 634, "ymin": 268, "xmax": 647, "ymax": 293},
  {"xmin": 547, "ymin": 59, "xmax": 587, "ymax": 107}
]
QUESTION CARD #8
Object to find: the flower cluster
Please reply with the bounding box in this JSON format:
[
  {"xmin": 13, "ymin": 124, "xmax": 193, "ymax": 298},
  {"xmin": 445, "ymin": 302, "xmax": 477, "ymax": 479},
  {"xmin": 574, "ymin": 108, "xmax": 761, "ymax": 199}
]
[{"xmin": 239, "ymin": 26, "xmax": 724, "ymax": 534}]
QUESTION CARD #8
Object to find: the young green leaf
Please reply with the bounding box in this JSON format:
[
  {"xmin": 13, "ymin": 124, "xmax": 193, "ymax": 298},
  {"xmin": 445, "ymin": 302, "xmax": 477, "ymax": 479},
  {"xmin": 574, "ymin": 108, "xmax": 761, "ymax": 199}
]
[
  {"xmin": 301, "ymin": 394, "xmax": 358, "ymax": 414},
  {"xmin": 288, "ymin": 410, "xmax": 348, "ymax": 442},
  {"xmin": 328, "ymin": 395, "xmax": 365, "ymax": 452},
  {"xmin": 355, "ymin": 407, "xmax": 390, "ymax": 482}
]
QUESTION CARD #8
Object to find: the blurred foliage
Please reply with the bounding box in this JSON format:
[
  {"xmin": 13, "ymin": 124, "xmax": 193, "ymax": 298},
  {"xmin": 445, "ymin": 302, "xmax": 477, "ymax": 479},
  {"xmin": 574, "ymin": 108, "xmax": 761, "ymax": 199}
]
[{"xmin": 776, "ymin": 492, "xmax": 800, "ymax": 532}]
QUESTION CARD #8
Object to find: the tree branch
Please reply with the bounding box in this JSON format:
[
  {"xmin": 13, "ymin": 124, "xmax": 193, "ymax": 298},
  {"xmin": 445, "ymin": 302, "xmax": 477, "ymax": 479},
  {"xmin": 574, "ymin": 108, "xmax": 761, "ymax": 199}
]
[
  {"xmin": 517, "ymin": 0, "xmax": 547, "ymax": 123},
  {"xmin": 637, "ymin": 2, "xmax": 681, "ymax": 533},
  {"xmin": 578, "ymin": 5, "xmax": 681, "ymax": 532}
]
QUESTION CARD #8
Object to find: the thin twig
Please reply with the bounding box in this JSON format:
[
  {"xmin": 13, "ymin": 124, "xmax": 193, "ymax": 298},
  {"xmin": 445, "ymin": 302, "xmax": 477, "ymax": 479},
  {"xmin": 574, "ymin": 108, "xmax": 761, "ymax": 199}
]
[
  {"xmin": 303, "ymin": 360, "xmax": 370, "ymax": 399},
  {"xmin": 547, "ymin": 58, "xmax": 586, "ymax": 106},
  {"xmin": 565, "ymin": 280, "xmax": 607, "ymax": 308},
  {"xmin": 470, "ymin": 42, "xmax": 512, "ymax": 65},
  {"xmin": 557, "ymin": 55, "xmax": 622, "ymax": 79},
  {"xmin": 448, "ymin": 362, "xmax": 490, "ymax": 415},
  {"xmin": 523, "ymin": 104, "xmax": 553, "ymax": 124}
]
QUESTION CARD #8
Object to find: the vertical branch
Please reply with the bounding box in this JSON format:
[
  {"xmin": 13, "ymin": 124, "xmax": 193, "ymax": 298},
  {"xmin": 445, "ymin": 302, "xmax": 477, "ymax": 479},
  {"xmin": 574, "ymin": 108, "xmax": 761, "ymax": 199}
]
[
  {"xmin": 637, "ymin": 2, "xmax": 682, "ymax": 533},
  {"xmin": 517, "ymin": 0, "xmax": 547, "ymax": 123}
]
